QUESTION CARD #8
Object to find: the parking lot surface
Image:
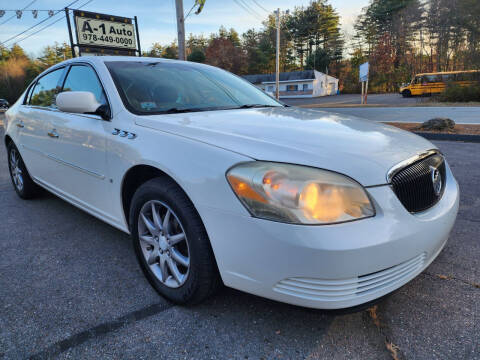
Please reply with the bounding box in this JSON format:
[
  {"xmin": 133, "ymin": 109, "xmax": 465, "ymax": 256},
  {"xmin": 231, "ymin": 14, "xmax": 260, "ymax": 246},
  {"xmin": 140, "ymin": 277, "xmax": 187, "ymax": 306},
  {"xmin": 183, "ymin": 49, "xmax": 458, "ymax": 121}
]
[{"xmin": 1, "ymin": 116, "xmax": 479, "ymax": 359}]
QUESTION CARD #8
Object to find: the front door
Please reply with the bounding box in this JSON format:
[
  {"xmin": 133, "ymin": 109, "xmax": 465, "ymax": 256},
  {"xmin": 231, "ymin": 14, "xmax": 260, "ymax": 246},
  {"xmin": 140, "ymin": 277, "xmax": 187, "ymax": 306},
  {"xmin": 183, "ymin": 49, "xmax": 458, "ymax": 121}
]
[{"xmin": 41, "ymin": 64, "xmax": 112, "ymax": 219}]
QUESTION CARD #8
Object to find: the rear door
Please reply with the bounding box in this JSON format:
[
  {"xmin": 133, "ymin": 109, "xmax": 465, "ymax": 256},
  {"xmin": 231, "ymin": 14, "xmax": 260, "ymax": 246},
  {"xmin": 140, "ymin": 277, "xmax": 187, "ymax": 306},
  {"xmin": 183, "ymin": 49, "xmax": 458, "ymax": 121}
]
[
  {"xmin": 17, "ymin": 67, "xmax": 66, "ymax": 183},
  {"xmin": 40, "ymin": 63, "xmax": 112, "ymax": 218}
]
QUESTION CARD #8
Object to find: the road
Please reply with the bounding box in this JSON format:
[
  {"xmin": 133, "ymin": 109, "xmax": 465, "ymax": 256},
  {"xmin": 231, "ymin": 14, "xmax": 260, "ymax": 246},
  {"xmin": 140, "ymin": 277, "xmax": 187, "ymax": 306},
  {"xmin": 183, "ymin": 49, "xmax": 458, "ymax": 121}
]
[
  {"xmin": 1, "ymin": 115, "xmax": 479, "ymax": 359},
  {"xmin": 282, "ymin": 95, "xmax": 480, "ymax": 124},
  {"xmin": 284, "ymin": 93, "xmax": 420, "ymax": 107},
  {"xmin": 302, "ymin": 106, "xmax": 480, "ymax": 124}
]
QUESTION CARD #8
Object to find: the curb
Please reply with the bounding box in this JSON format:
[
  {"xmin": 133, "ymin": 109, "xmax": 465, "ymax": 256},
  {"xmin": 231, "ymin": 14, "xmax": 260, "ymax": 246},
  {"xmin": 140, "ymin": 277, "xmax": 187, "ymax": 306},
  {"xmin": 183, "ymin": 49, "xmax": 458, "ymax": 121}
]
[{"xmin": 413, "ymin": 132, "xmax": 480, "ymax": 143}]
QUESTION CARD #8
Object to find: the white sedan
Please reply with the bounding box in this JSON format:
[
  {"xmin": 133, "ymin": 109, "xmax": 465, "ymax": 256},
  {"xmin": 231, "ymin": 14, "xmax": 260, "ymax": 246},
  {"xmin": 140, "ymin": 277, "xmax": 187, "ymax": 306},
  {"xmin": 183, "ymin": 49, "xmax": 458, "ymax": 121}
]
[{"xmin": 3, "ymin": 57, "xmax": 459, "ymax": 309}]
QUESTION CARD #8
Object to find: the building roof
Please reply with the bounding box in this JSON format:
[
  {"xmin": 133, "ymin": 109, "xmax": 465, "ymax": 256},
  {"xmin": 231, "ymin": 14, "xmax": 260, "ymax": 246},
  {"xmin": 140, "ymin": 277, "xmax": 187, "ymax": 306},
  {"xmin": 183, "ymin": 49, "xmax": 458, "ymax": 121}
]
[{"xmin": 242, "ymin": 70, "xmax": 316, "ymax": 84}]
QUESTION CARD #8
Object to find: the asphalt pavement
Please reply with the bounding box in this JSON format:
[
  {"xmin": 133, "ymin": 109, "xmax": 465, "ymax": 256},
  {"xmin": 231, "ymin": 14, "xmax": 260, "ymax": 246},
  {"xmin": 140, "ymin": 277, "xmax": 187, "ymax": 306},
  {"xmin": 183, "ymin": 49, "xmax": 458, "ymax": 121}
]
[
  {"xmin": 282, "ymin": 94, "xmax": 480, "ymax": 124},
  {"xmin": 284, "ymin": 94, "xmax": 420, "ymax": 107},
  {"xmin": 303, "ymin": 107, "xmax": 480, "ymax": 125},
  {"xmin": 0, "ymin": 115, "xmax": 479, "ymax": 359}
]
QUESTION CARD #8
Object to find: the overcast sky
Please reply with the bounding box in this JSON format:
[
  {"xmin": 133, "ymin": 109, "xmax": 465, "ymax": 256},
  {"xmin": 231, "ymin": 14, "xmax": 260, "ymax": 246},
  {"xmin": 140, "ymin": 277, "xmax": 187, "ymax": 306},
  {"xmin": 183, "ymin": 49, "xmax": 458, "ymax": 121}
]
[{"xmin": 0, "ymin": 0, "xmax": 368, "ymax": 56}]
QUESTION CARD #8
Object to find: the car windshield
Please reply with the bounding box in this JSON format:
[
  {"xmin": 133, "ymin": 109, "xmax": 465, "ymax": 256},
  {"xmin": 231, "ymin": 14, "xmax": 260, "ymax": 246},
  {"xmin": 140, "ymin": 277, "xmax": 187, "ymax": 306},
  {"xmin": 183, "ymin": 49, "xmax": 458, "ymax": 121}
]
[{"xmin": 105, "ymin": 61, "xmax": 282, "ymax": 115}]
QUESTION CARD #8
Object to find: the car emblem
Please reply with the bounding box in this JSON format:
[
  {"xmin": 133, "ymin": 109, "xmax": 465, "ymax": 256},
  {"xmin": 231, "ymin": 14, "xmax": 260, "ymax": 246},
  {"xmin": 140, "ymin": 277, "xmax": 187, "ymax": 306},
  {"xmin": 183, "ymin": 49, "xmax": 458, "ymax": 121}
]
[{"xmin": 430, "ymin": 166, "xmax": 442, "ymax": 196}]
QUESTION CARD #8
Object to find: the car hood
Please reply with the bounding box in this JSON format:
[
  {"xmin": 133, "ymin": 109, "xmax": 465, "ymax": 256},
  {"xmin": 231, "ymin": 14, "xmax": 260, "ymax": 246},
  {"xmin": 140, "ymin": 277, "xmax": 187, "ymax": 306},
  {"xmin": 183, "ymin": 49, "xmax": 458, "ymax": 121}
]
[{"xmin": 134, "ymin": 107, "xmax": 435, "ymax": 186}]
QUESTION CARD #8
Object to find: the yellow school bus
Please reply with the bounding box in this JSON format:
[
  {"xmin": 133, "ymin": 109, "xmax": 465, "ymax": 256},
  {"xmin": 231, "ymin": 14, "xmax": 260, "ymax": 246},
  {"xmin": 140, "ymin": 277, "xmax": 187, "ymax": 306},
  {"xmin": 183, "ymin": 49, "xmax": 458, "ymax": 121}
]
[{"xmin": 399, "ymin": 70, "xmax": 480, "ymax": 97}]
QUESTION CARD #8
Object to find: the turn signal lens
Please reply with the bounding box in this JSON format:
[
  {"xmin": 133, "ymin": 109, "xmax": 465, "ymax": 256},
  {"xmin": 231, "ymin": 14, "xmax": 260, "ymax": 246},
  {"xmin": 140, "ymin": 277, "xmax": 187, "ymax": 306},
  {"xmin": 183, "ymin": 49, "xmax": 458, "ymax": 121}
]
[{"xmin": 227, "ymin": 162, "xmax": 375, "ymax": 225}]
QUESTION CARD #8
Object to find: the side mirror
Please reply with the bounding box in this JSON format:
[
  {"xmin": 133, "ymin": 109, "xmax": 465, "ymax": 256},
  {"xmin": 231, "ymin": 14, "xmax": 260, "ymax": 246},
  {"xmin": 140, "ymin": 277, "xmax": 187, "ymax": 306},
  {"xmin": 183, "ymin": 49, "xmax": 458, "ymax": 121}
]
[{"xmin": 56, "ymin": 91, "xmax": 110, "ymax": 120}]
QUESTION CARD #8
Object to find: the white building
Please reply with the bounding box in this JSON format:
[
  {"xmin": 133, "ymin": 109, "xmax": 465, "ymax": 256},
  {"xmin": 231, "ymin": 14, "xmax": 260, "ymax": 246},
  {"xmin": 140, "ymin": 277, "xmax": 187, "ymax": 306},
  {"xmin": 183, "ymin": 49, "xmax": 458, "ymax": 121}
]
[{"xmin": 243, "ymin": 70, "xmax": 339, "ymax": 98}]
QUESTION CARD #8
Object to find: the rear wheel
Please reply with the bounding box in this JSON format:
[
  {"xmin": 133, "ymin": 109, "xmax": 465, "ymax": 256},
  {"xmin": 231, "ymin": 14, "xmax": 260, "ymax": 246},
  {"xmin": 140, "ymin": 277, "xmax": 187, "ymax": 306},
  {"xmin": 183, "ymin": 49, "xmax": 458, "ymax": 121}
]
[
  {"xmin": 402, "ymin": 90, "xmax": 412, "ymax": 98},
  {"xmin": 130, "ymin": 177, "xmax": 220, "ymax": 304},
  {"xmin": 7, "ymin": 142, "xmax": 41, "ymax": 199}
]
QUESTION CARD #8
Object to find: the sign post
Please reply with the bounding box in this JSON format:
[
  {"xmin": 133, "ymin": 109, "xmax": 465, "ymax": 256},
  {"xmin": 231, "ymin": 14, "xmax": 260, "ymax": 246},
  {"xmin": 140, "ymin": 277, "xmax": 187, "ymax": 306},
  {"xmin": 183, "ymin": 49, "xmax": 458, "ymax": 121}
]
[
  {"xmin": 359, "ymin": 62, "xmax": 369, "ymax": 105},
  {"xmin": 65, "ymin": 8, "xmax": 141, "ymax": 57},
  {"xmin": 65, "ymin": 8, "xmax": 76, "ymax": 57}
]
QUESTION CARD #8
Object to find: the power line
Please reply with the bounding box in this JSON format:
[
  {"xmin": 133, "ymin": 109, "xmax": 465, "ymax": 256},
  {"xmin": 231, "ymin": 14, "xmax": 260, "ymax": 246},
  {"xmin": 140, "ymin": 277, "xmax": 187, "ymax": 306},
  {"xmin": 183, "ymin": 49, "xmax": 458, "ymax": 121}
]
[
  {"xmin": 0, "ymin": 0, "xmax": 80, "ymax": 46},
  {"xmin": 232, "ymin": 0, "xmax": 262, "ymax": 21},
  {"xmin": 11, "ymin": 0, "xmax": 93, "ymax": 45},
  {"xmin": 237, "ymin": 0, "xmax": 262, "ymax": 18},
  {"xmin": 249, "ymin": 0, "xmax": 268, "ymax": 13},
  {"xmin": 0, "ymin": 0, "xmax": 37, "ymax": 27},
  {"xmin": 1, "ymin": 9, "xmax": 68, "ymax": 12}
]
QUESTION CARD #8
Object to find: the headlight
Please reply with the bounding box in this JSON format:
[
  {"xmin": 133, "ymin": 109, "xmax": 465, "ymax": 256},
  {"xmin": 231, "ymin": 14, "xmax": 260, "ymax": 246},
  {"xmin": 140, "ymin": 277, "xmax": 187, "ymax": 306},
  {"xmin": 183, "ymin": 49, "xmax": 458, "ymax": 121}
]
[{"xmin": 226, "ymin": 162, "xmax": 375, "ymax": 225}]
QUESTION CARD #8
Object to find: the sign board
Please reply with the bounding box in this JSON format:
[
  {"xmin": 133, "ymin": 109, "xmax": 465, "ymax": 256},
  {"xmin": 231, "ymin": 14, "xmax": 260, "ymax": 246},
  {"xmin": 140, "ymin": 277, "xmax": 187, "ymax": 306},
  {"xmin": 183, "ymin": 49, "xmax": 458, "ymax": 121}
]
[
  {"xmin": 359, "ymin": 62, "xmax": 369, "ymax": 82},
  {"xmin": 66, "ymin": 9, "xmax": 141, "ymax": 57},
  {"xmin": 74, "ymin": 11, "xmax": 136, "ymax": 50}
]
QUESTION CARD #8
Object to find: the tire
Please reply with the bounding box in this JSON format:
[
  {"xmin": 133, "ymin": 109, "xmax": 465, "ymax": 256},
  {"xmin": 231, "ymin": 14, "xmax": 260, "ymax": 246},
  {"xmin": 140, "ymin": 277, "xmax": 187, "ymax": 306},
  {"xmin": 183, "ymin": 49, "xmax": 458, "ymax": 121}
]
[
  {"xmin": 402, "ymin": 90, "xmax": 411, "ymax": 98},
  {"xmin": 7, "ymin": 142, "xmax": 41, "ymax": 199},
  {"xmin": 129, "ymin": 177, "xmax": 220, "ymax": 305}
]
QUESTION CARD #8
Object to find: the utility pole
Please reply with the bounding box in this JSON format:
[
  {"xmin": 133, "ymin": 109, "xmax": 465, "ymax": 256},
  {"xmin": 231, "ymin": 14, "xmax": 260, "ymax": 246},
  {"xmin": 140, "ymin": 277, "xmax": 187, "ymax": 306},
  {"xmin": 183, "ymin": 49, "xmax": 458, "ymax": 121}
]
[
  {"xmin": 275, "ymin": 8, "xmax": 280, "ymax": 100},
  {"xmin": 175, "ymin": 0, "xmax": 186, "ymax": 60},
  {"xmin": 420, "ymin": 29, "xmax": 423, "ymax": 73}
]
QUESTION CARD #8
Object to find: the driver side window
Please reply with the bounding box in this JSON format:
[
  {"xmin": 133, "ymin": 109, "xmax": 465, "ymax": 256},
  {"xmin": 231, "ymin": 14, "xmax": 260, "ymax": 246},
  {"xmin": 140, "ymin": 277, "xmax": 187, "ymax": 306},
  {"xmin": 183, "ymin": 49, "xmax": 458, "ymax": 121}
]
[{"xmin": 61, "ymin": 65, "xmax": 107, "ymax": 105}]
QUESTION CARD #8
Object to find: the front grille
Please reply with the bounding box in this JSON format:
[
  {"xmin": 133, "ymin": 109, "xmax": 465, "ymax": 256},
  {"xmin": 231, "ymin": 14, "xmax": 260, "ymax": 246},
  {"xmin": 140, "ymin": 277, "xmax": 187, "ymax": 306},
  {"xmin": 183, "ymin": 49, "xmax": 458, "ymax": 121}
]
[{"xmin": 391, "ymin": 153, "xmax": 446, "ymax": 213}]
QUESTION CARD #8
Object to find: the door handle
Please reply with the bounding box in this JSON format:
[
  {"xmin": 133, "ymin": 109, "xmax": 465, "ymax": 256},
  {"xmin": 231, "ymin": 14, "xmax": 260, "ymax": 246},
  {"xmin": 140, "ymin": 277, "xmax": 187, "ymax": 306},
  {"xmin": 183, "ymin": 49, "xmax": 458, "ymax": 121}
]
[
  {"xmin": 47, "ymin": 129, "xmax": 59, "ymax": 138},
  {"xmin": 16, "ymin": 121, "xmax": 24, "ymax": 128}
]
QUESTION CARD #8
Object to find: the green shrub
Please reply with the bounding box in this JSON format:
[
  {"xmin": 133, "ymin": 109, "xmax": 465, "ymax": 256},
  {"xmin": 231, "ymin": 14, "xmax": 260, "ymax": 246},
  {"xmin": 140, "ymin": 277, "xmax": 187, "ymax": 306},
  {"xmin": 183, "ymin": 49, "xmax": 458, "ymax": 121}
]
[{"xmin": 439, "ymin": 84, "xmax": 480, "ymax": 102}]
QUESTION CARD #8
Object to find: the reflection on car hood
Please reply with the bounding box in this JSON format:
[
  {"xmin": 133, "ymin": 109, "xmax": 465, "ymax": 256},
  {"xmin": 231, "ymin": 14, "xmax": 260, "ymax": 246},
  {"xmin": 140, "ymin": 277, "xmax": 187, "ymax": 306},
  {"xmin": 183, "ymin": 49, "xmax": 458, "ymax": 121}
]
[{"xmin": 135, "ymin": 107, "xmax": 435, "ymax": 186}]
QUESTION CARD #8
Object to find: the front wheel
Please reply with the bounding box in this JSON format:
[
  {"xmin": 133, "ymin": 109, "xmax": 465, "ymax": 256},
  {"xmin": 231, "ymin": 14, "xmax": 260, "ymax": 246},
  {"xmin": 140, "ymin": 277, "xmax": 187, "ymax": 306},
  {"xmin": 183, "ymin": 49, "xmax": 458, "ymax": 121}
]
[
  {"xmin": 402, "ymin": 90, "xmax": 412, "ymax": 98},
  {"xmin": 129, "ymin": 177, "xmax": 220, "ymax": 305}
]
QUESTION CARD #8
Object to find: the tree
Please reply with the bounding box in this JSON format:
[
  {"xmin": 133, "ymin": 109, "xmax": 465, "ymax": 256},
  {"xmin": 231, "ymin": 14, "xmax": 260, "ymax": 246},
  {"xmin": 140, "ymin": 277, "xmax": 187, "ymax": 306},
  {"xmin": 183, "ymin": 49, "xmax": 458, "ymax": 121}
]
[
  {"xmin": 354, "ymin": 0, "xmax": 423, "ymax": 90},
  {"xmin": 305, "ymin": 48, "xmax": 330, "ymax": 72},
  {"xmin": 186, "ymin": 34, "xmax": 208, "ymax": 51},
  {"xmin": 161, "ymin": 42, "xmax": 178, "ymax": 59},
  {"xmin": 0, "ymin": 45, "xmax": 37, "ymax": 103},
  {"xmin": 187, "ymin": 49, "xmax": 206, "ymax": 63},
  {"xmin": 144, "ymin": 42, "xmax": 163, "ymax": 57},
  {"xmin": 37, "ymin": 42, "xmax": 72, "ymax": 67},
  {"xmin": 286, "ymin": 1, "xmax": 343, "ymax": 71},
  {"xmin": 205, "ymin": 37, "xmax": 246, "ymax": 74}
]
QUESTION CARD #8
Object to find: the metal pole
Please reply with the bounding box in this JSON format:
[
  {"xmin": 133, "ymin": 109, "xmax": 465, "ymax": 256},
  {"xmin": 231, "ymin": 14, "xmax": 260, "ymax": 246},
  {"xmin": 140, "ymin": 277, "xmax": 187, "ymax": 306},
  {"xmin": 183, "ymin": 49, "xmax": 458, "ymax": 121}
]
[
  {"xmin": 134, "ymin": 16, "xmax": 141, "ymax": 56},
  {"xmin": 175, "ymin": 0, "xmax": 186, "ymax": 60},
  {"xmin": 365, "ymin": 78, "xmax": 369, "ymax": 105},
  {"xmin": 361, "ymin": 81, "xmax": 364, "ymax": 104},
  {"xmin": 65, "ymin": 8, "xmax": 76, "ymax": 58},
  {"xmin": 275, "ymin": 8, "xmax": 280, "ymax": 100}
]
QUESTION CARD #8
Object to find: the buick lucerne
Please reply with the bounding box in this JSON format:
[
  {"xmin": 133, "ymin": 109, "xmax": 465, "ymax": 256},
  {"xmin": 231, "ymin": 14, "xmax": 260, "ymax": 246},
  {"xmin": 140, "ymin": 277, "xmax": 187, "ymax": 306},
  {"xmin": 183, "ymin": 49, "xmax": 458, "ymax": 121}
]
[{"xmin": 3, "ymin": 57, "xmax": 459, "ymax": 309}]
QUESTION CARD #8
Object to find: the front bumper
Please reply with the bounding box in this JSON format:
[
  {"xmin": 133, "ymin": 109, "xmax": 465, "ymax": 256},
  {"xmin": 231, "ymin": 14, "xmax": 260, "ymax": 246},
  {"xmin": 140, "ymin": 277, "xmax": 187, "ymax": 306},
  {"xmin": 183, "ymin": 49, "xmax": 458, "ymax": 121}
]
[{"xmin": 199, "ymin": 162, "xmax": 459, "ymax": 309}]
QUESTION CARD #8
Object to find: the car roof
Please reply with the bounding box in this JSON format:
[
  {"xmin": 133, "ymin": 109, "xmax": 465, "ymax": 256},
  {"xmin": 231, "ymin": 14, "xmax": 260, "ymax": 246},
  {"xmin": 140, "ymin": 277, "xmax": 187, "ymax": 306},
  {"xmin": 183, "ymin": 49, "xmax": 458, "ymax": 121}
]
[
  {"xmin": 52, "ymin": 56, "xmax": 210, "ymax": 72},
  {"xmin": 62, "ymin": 55, "xmax": 179, "ymax": 65},
  {"xmin": 416, "ymin": 70, "xmax": 480, "ymax": 76},
  {"xmin": 34, "ymin": 56, "xmax": 217, "ymax": 85}
]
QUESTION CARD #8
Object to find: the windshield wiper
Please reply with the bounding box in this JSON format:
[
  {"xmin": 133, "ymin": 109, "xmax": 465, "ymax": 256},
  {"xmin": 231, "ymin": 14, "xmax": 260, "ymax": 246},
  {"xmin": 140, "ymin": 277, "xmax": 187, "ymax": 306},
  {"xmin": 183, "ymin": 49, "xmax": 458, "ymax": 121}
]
[
  {"xmin": 161, "ymin": 107, "xmax": 197, "ymax": 113},
  {"xmin": 234, "ymin": 104, "xmax": 280, "ymax": 109},
  {"xmin": 154, "ymin": 105, "xmax": 280, "ymax": 114},
  {"xmin": 158, "ymin": 107, "xmax": 219, "ymax": 114}
]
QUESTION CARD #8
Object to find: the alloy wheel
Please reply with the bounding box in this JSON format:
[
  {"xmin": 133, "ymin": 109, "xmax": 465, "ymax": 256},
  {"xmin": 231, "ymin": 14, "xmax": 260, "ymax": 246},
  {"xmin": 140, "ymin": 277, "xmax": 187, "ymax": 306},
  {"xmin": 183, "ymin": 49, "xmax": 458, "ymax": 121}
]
[
  {"xmin": 138, "ymin": 200, "xmax": 190, "ymax": 288},
  {"xmin": 9, "ymin": 149, "xmax": 24, "ymax": 192}
]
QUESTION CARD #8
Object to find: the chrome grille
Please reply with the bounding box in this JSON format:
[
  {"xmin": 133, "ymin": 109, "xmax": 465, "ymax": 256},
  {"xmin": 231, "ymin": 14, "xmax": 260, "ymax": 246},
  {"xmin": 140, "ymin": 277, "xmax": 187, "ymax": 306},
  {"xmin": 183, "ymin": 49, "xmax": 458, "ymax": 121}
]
[{"xmin": 390, "ymin": 153, "xmax": 446, "ymax": 213}]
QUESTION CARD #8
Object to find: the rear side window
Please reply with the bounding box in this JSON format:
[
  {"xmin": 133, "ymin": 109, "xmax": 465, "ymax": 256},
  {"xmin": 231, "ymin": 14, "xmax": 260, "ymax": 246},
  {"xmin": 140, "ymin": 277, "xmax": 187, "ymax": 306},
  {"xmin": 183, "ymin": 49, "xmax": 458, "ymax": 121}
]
[
  {"xmin": 62, "ymin": 65, "xmax": 106, "ymax": 105},
  {"xmin": 29, "ymin": 68, "xmax": 64, "ymax": 107}
]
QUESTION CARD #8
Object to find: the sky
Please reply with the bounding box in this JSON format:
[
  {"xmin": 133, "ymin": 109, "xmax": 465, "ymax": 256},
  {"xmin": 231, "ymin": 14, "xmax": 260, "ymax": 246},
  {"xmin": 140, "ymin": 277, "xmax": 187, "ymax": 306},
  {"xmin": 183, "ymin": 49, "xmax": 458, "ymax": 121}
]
[{"xmin": 0, "ymin": 0, "xmax": 368, "ymax": 57}]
